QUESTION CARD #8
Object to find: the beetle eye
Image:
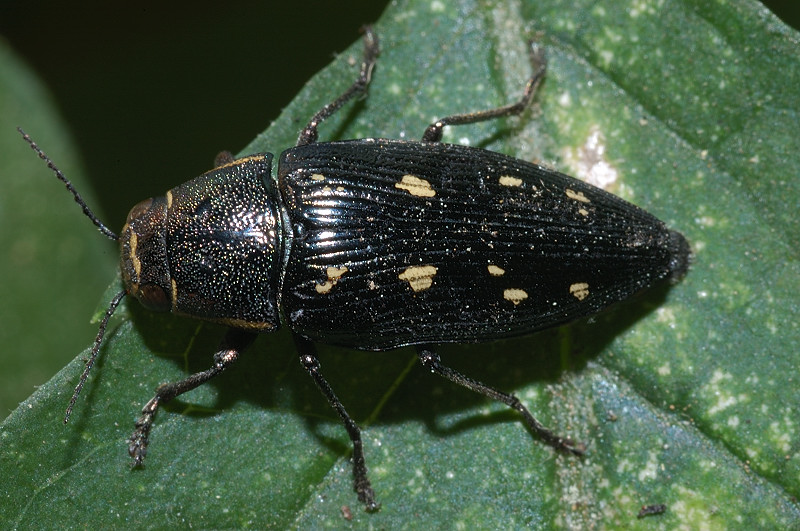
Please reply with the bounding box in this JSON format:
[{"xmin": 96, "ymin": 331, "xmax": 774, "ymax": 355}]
[{"xmin": 138, "ymin": 284, "xmax": 170, "ymax": 312}]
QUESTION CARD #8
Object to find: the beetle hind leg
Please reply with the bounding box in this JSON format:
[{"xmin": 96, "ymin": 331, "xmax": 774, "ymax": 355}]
[
  {"xmin": 416, "ymin": 346, "xmax": 585, "ymax": 456},
  {"xmin": 128, "ymin": 328, "xmax": 256, "ymax": 466}
]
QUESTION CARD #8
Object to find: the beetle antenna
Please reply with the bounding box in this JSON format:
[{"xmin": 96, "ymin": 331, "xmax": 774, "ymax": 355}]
[
  {"xmin": 64, "ymin": 290, "xmax": 127, "ymax": 423},
  {"xmin": 17, "ymin": 127, "xmax": 119, "ymax": 241}
]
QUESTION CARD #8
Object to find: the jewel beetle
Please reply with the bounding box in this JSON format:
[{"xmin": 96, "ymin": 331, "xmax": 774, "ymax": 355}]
[{"xmin": 21, "ymin": 27, "xmax": 690, "ymax": 512}]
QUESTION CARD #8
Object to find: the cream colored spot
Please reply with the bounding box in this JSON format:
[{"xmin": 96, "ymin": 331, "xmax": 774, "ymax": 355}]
[
  {"xmin": 315, "ymin": 266, "xmax": 349, "ymax": 294},
  {"xmin": 315, "ymin": 282, "xmax": 334, "ymax": 294},
  {"xmin": 566, "ymin": 188, "xmax": 591, "ymax": 203},
  {"xmin": 398, "ymin": 265, "xmax": 438, "ymax": 292},
  {"xmin": 570, "ymin": 282, "xmax": 590, "ymax": 301},
  {"xmin": 487, "ymin": 264, "xmax": 505, "ymax": 276},
  {"xmin": 311, "ymin": 173, "xmax": 325, "ymax": 181},
  {"xmin": 499, "ymin": 175, "xmax": 523, "ymax": 187},
  {"xmin": 326, "ymin": 266, "xmax": 348, "ymax": 280},
  {"xmin": 395, "ymin": 175, "xmax": 435, "ymax": 197},
  {"xmin": 166, "ymin": 190, "xmax": 173, "ymax": 209},
  {"xmin": 504, "ymin": 288, "xmax": 528, "ymax": 305},
  {"xmin": 578, "ymin": 208, "xmax": 589, "ymax": 217}
]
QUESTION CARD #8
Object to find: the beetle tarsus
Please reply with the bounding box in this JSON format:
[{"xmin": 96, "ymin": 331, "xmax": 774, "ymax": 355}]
[
  {"xmin": 127, "ymin": 329, "xmax": 255, "ymax": 465},
  {"xmin": 129, "ymin": 395, "xmax": 159, "ymax": 465}
]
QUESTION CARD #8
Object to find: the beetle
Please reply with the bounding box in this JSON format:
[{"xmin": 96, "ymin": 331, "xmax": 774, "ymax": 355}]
[{"xmin": 21, "ymin": 27, "xmax": 690, "ymax": 512}]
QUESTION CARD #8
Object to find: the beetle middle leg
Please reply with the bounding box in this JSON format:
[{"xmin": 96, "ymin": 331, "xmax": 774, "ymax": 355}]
[
  {"xmin": 422, "ymin": 41, "xmax": 547, "ymax": 142},
  {"xmin": 416, "ymin": 346, "xmax": 585, "ymax": 456},
  {"xmin": 294, "ymin": 335, "xmax": 380, "ymax": 512},
  {"xmin": 128, "ymin": 328, "xmax": 257, "ymax": 465}
]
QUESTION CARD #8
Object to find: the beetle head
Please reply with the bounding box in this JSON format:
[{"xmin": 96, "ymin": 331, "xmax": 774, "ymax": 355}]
[{"xmin": 120, "ymin": 196, "xmax": 172, "ymax": 312}]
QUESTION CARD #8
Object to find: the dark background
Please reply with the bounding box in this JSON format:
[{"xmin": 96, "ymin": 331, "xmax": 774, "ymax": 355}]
[
  {"xmin": 0, "ymin": 2, "xmax": 389, "ymax": 230},
  {"xmin": 1, "ymin": 1, "xmax": 796, "ymax": 229}
]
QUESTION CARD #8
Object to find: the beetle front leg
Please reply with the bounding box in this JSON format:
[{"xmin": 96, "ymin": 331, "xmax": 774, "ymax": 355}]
[
  {"xmin": 128, "ymin": 328, "xmax": 257, "ymax": 466},
  {"xmin": 294, "ymin": 335, "xmax": 380, "ymax": 512},
  {"xmin": 416, "ymin": 346, "xmax": 585, "ymax": 456}
]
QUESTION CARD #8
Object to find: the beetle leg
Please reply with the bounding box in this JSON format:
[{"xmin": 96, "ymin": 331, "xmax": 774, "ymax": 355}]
[
  {"xmin": 128, "ymin": 328, "xmax": 257, "ymax": 466},
  {"xmin": 416, "ymin": 346, "xmax": 585, "ymax": 456},
  {"xmin": 421, "ymin": 41, "xmax": 547, "ymax": 142},
  {"xmin": 296, "ymin": 25, "xmax": 380, "ymax": 147},
  {"xmin": 294, "ymin": 335, "xmax": 380, "ymax": 513}
]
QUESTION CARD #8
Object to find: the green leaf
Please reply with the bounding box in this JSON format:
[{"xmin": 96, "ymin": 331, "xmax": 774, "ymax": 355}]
[
  {"xmin": 2, "ymin": 0, "xmax": 799, "ymax": 528},
  {"xmin": 0, "ymin": 42, "xmax": 116, "ymax": 417}
]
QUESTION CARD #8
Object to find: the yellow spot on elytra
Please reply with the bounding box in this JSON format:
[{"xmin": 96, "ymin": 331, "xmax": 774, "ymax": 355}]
[
  {"xmin": 570, "ymin": 282, "xmax": 590, "ymax": 301},
  {"xmin": 315, "ymin": 266, "xmax": 349, "ymax": 294},
  {"xmin": 327, "ymin": 266, "xmax": 348, "ymax": 280},
  {"xmin": 504, "ymin": 288, "xmax": 528, "ymax": 305},
  {"xmin": 396, "ymin": 175, "xmax": 435, "ymax": 197},
  {"xmin": 315, "ymin": 282, "xmax": 333, "ymax": 294},
  {"xmin": 499, "ymin": 175, "xmax": 523, "ymax": 187},
  {"xmin": 398, "ymin": 265, "xmax": 438, "ymax": 291},
  {"xmin": 566, "ymin": 188, "xmax": 591, "ymax": 203},
  {"xmin": 578, "ymin": 208, "xmax": 589, "ymax": 217},
  {"xmin": 311, "ymin": 173, "xmax": 325, "ymax": 181},
  {"xmin": 166, "ymin": 190, "xmax": 173, "ymax": 209},
  {"xmin": 487, "ymin": 264, "xmax": 505, "ymax": 276}
]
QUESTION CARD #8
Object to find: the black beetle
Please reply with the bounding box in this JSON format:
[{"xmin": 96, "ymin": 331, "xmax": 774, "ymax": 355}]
[{"xmin": 21, "ymin": 27, "xmax": 689, "ymax": 512}]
